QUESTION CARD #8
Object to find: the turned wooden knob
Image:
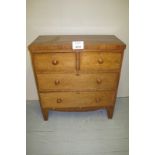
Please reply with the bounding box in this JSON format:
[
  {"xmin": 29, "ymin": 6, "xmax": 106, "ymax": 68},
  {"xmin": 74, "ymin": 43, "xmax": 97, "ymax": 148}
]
[
  {"xmin": 52, "ymin": 60, "xmax": 59, "ymax": 65},
  {"xmin": 98, "ymin": 58, "xmax": 104, "ymax": 64},
  {"xmin": 96, "ymin": 79, "xmax": 102, "ymax": 84},
  {"xmin": 96, "ymin": 98, "xmax": 101, "ymax": 103},
  {"xmin": 55, "ymin": 80, "xmax": 60, "ymax": 85},
  {"xmin": 57, "ymin": 98, "xmax": 62, "ymax": 103}
]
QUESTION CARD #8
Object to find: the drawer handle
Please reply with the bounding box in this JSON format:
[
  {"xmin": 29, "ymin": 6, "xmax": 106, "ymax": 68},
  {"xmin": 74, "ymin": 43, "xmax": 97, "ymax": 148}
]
[
  {"xmin": 57, "ymin": 98, "xmax": 62, "ymax": 103},
  {"xmin": 98, "ymin": 58, "xmax": 104, "ymax": 64},
  {"xmin": 96, "ymin": 98, "xmax": 101, "ymax": 103},
  {"xmin": 55, "ymin": 80, "xmax": 60, "ymax": 85},
  {"xmin": 96, "ymin": 79, "xmax": 102, "ymax": 84},
  {"xmin": 52, "ymin": 60, "xmax": 59, "ymax": 65}
]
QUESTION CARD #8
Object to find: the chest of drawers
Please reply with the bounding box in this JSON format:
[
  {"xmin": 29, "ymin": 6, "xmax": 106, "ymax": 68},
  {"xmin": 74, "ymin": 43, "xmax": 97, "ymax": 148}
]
[{"xmin": 28, "ymin": 35, "xmax": 126, "ymax": 121}]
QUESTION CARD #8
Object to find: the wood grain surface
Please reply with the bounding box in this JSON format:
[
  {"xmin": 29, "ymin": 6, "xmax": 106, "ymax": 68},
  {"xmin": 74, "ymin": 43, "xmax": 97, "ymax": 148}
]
[
  {"xmin": 40, "ymin": 91, "xmax": 115, "ymax": 108},
  {"xmin": 28, "ymin": 35, "xmax": 126, "ymax": 120},
  {"xmin": 37, "ymin": 73, "xmax": 118, "ymax": 91},
  {"xmin": 28, "ymin": 35, "xmax": 126, "ymax": 52},
  {"xmin": 33, "ymin": 53, "xmax": 76, "ymax": 73},
  {"xmin": 80, "ymin": 52, "xmax": 122, "ymax": 71}
]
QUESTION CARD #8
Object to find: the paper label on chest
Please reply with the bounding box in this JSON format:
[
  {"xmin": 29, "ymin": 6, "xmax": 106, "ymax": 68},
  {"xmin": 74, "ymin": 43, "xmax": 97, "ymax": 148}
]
[{"xmin": 72, "ymin": 41, "xmax": 84, "ymax": 50}]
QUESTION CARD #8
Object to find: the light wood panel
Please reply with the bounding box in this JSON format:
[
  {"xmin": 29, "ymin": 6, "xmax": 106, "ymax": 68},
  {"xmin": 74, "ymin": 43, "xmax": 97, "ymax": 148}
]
[
  {"xmin": 28, "ymin": 35, "xmax": 126, "ymax": 52},
  {"xmin": 80, "ymin": 52, "xmax": 122, "ymax": 71},
  {"xmin": 37, "ymin": 73, "xmax": 118, "ymax": 91},
  {"xmin": 40, "ymin": 91, "xmax": 115, "ymax": 108},
  {"xmin": 33, "ymin": 53, "xmax": 76, "ymax": 73}
]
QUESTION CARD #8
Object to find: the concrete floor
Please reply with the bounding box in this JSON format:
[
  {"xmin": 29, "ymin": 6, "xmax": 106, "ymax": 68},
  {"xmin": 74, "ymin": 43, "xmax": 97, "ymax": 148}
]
[{"xmin": 26, "ymin": 97, "xmax": 129, "ymax": 155}]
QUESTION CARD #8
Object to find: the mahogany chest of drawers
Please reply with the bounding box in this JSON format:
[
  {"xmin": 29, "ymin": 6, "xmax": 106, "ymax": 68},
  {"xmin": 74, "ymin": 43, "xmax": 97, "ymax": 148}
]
[{"xmin": 28, "ymin": 35, "xmax": 126, "ymax": 121}]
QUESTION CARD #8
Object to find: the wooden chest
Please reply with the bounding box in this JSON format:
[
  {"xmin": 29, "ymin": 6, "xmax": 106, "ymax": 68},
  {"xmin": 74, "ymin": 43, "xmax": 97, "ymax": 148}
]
[{"xmin": 28, "ymin": 35, "xmax": 126, "ymax": 120}]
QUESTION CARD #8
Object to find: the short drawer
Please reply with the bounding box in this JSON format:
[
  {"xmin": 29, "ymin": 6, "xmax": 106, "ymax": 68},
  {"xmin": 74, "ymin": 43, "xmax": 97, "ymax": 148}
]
[
  {"xmin": 37, "ymin": 73, "xmax": 118, "ymax": 91},
  {"xmin": 33, "ymin": 53, "xmax": 75, "ymax": 73},
  {"xmin": 40, "ymin": 91, "xmax": 115, "ymax": 108},
  {"xmin": 80, "ymin": 52, "xmax": 122, "ymax": 72}
]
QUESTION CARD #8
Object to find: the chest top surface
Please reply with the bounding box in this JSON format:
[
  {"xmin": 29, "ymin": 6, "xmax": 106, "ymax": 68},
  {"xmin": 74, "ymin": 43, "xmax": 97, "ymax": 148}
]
[{"xmin": 28, "ymin": 35, "xmax": 126, "ymax": 52}]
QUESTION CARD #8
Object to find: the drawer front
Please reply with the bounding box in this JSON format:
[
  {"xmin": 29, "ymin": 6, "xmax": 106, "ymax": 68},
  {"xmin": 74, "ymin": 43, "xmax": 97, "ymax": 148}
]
[
  {"xmin": 33, "ymin": 53, "xmax": 75, "ymax": 73},
  {"xmin": 40, "ymin": 91, "xmax": 115, "ymax": 108},
  {"xmin": 80, "ymin": 52, "xmax": 122, "ymax": 72},
  {"xmin": 37, "ymin": 73, "xmax": 118, "ymax": 91}
]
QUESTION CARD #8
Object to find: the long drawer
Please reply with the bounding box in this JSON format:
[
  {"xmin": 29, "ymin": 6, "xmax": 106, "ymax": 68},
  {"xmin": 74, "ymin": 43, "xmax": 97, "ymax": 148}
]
[
  {"xmin": 37, "ymin": 73, "xmax": 118, "ymax": 91},
  {"xmin": 40, "ymin": 91, "xmax": 115, "ymax": 108}
]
